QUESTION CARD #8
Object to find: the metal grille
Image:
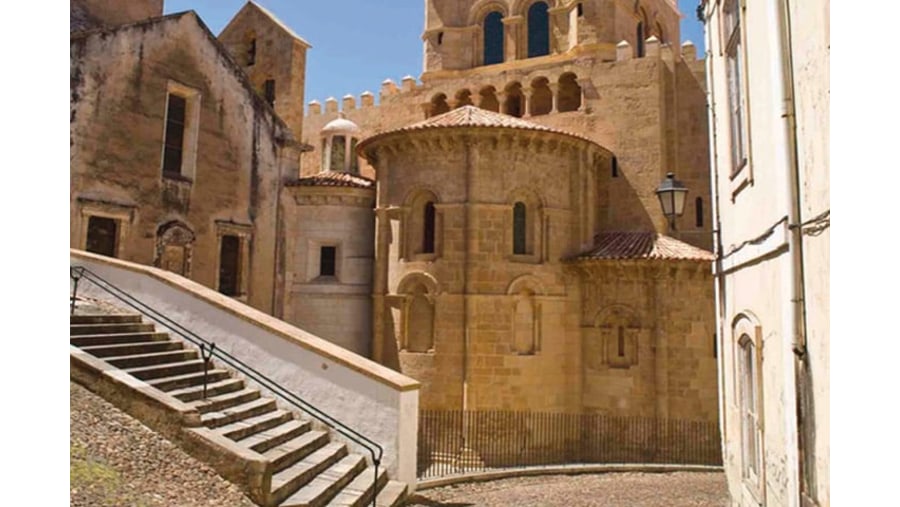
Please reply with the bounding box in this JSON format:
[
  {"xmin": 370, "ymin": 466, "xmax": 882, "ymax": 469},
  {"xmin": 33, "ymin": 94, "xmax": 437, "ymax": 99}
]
[{"xmin": 417, "ymin": 410, "xmax": 722, "ymax": 479}]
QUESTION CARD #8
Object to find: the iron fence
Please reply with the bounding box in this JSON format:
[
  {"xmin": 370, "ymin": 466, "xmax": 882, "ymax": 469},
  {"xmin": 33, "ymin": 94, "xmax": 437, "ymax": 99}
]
[{"xmin": 417, "ymin": 410, "xmax": 722, "ymax": 479}]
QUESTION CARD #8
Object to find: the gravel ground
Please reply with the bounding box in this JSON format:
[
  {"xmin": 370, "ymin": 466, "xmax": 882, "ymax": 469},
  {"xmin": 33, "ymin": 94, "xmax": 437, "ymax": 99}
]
[
  {"xmin": 406, "ymin": 472, "xmax": 729, "ymax": 507},
  {"xmin": 70, "ymin": 381, "xmax": 256, "ymax": 507}
]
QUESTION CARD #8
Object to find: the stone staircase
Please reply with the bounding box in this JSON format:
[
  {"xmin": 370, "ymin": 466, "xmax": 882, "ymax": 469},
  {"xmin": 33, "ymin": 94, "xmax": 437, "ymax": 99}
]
[{"xmin": 70, "ymin": 312, "xmax": 408, "ymax": 507}]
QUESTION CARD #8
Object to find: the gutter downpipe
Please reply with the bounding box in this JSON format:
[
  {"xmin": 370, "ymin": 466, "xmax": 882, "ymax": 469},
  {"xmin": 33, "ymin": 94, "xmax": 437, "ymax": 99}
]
[
  {"xmin": 701, "ymin": 1, "xmax": 729, "ymax": 469},
  {"xmin": 774, "ymin": 0, "xmax": 813, "ymax": 504}
]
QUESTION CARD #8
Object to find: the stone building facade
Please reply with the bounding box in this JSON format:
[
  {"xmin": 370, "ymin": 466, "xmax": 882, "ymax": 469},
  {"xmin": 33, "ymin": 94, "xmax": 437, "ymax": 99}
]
[
  {"xmin": 701, "ymin": 0, "xmax": 829, "ymax": 505},
  {"xmin": 71, "ymin": 0, "xmax": 720, "ymax": 425}
]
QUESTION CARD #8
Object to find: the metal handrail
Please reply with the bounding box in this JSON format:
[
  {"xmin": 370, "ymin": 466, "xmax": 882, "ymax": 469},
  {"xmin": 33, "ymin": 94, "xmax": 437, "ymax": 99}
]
[{"xmin": 71, "ymin": 265, "xmax": 382, "ymax": 505}]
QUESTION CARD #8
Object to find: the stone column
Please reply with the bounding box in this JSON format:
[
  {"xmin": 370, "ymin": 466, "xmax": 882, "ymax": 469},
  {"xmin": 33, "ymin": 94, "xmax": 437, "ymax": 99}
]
[
  {"xmin": 577, "ymin": 77, "xmax": 591, "ymax": 112},
  {"xmin": 523, "ymin": 88, "xmax": 533, "ymax": 118},
  {"xmin": 497, "ymin": 90, "xmax": 508, "ymax": 114},
  {"xmin": 502, "ymin": 16, "xmax": 524, "ymax": 62},
  {"xmin": 548, "ymin": 83, "xmax": 559, "ymax": 113}
]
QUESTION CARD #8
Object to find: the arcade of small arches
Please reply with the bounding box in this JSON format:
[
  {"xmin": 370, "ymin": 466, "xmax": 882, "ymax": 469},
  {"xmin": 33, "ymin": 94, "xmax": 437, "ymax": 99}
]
[{"xmin": 426, "ymin": 72, "xmax": 583, "ymax": 118}]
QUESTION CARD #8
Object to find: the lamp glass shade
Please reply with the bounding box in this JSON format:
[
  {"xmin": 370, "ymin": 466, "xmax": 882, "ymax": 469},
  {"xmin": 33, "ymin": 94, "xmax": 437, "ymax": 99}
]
[{"xmin": 655, "ymin": 173, "xmax": 689, "ymax": 218}]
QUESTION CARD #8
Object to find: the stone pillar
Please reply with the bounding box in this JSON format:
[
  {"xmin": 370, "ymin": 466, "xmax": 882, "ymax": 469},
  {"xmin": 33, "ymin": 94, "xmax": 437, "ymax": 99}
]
[
  {"xmin": 401, "ymin": 75, "xmax": 417, "ymax": 92},
  {"xmin": 548, "ymin": 83, "xmax": 559, "ymax": 113},
  {"xmin": 360, "ymin": 91, "xmax": 375, "ymax": 108},
  {"xmin": 497, "ymin": 91, "xmax": 508, "ymax": 114},
  {"xmin": 577, "ymin": 77, "xmax": 591, "ymax": 112},
  {"xmin": 646, "ymin": 36, "xmax": 661, "ymax": 58},
  {"xmin": 523, "ymin": 88, "xmax": 533, "ymax": 118},
  {"xmin": 681, "ymin": 40, "xmax": 697, "ymax": 61},
  {"xmin": 342, "ymin": 94, "xmax": 356, "ymax": 111},
  {"xmin": 308, "ymin": 100, "xmax": 321, "ymax": 116},
  {"xmin": 502, "ymin": 16, "xmax": 524, "ymax": 62},
  {"xmin": 548, "ymin": 6, "xmax": 569, "ymax": 54}
]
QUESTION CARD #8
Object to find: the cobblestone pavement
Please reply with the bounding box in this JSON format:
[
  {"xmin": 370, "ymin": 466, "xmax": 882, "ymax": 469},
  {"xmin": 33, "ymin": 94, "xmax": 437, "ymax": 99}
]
[
  {"xmin": 406, "ymin": 472, "xmax": 729, "ymax": 507},
  {"xmin": 70, "ymin": 381, "xmax": 256, "ymax": 507}
]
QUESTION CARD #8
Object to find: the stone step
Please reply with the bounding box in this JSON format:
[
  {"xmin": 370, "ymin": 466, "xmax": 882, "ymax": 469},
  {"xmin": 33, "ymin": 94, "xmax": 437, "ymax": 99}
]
[
  {"xmin": 125, "ymin": 359, "xmax": 206, "ymax": 381},
  {"xmin": 148, "ymin": 368, "xmax": 231, "ymax": 391},
  {"xmin": 201, "ymin": 397, "xmax": 278, "ymax": 429},
  {"xmin": 373, "ymin": 481, "xmax": 407, "ymax": 507},
  {"xmin": 240, "ymin": 419, "xmax": 312, "ymax": 454},
  {"xmin": 189, "ymin": 388, "xmax": 261, "ymax": 415},
  {"xmin": 70, "ymin": 314, "xmax": 142, "ymax": 324},
  {"xmin": 325, "ymin": 467, "xmax": 388, "ymax": 507},
  {"xmin": 279, "ymin": 454, "xmax": 367, "ymax": 507},
  {"xmin": 266, "ymin": 430, "xmax": 331, "ymax": 473},
  {"xmin": 270, "ymin": 442, "xmax": 346, "ymax": 506},
  {"xmin": 169, "ymin": 378, "xmax": 246, "ymax": 403},
  {"xmin": 70, "ymin": 322, "xmax": 155, "ymax": 335},
  {"xmin": 71, "ymin": 331, "xmax": 169, "ymax": 347},
  {"xmin": 216, "ymin": 409, "xmax": 295, "ymax": 442},
  {"xmin": 81, "ymin": 340, "xmax": 185, "ymax": 358},
  {"xmin": 104, "ymin": 349, "xmax": 199, "ymax": 369}
]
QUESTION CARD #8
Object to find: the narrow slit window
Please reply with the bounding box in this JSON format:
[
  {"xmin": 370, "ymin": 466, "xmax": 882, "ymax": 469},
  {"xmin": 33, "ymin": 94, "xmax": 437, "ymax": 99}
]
[
  {"xmin": 611, "ymin": 157, "xmax": 619, "ymax": 178},
  {"xmin": 264, "ymin": 79, "xmax": 276, "ymax": 106},
  {"xmin": 423, "ymin": 202, "xmax": 436, "ymax": 254},
  {"xmin": 617, "ymin": 326, "xmax": 626, "ymax": 357},
  {"xmin": 577, "ymin": 3, "xmax": 584, "ymax": 17},
  {"xmin": 320, "ymin": 246, "xmax": 337, "ymax": 277},
  {"xmin": 513, "ymin": 202, "xmax": 527, "ymax": 255},
  {"xmin": 247, "ymin": 38, "xmax": 256, "ymax": 66},
  {"xmin": 696, "ymin": 197, "xmax": 704, "ymax": 227},
  {"xmin": 162, "ymin": 94, "xmax": 186, "ymax": 177}
]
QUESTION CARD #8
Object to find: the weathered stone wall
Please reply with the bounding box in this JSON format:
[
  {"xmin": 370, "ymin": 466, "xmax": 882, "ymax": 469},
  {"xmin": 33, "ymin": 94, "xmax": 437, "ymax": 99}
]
[
  {"xmin": 282, "ymin": 186, "xmax": 376, "ymax": 356},
  {"xmin": 70, "ymin": 12, "xmax": 291, "ymax": 315},
  {"xmin": 218, "ymin": 3, "xmax": 308, "ymax": 143},
  {"xmin": 575, "ymin": 260, "xmax": 718, "ymax": 423},
  {"xmin": 74, "ymin": 0, "xmax": 163, "ymax": 28},
  {"xmin": 302, "ymin": 42, "xmax": 712, "ymax": 251}
]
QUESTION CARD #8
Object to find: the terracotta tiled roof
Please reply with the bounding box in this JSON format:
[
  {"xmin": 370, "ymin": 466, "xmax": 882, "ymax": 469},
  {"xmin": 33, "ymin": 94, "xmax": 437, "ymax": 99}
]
[
  {"xmin": 286, "ymin": 172, "xmax": 374, "ymax": 189},
  {"xmin": 574, "ymin": 232, "xmax": 715, "ymax": 262},
  {"xmin": 358, "ymin": 106, "xmax": 599, "ymax": 150}
]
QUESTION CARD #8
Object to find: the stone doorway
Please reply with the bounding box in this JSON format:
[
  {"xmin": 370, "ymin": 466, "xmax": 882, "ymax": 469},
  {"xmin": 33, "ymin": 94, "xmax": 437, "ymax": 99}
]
[{"xmin": 86, "ymin": 216, "xmax": 118, "ymax": 257}]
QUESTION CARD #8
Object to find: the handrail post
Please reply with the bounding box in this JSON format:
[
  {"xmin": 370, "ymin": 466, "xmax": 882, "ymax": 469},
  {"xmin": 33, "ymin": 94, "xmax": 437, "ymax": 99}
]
[
  {"xmin": 70, "ymin": 267, "xmax": 84, "ymax": 315},
  {"xmin": 200, "ymin": 343, "xmax": 216, "ymax": 400}
]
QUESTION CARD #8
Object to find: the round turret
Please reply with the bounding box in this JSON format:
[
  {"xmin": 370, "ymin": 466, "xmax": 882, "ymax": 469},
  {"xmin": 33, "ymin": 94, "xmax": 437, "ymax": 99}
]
[{"xmin": 320, "ymin": 113, "xmax": 361, "ymax": 174}]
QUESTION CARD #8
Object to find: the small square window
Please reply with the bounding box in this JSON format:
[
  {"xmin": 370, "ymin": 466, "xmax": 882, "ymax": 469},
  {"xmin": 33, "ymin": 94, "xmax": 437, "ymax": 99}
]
[{"xmin": 319, "ymin": 246, "xmax": 336, "ymax": 277}]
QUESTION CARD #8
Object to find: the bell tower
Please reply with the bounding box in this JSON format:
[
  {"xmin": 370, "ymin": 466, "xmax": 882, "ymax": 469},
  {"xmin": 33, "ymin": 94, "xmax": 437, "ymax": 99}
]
[{"xmin": 422, "ymin": 0, "xmax": 682, "ymax": 74}]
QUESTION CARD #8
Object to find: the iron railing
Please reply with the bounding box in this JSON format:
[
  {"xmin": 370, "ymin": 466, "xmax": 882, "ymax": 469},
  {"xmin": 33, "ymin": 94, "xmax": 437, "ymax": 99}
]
[
  {"xmin": 71, "ymin": 265, "xmax": 383, "ymax": 505},
  {"xmin": 417, "ymin": 409, "xmax": 722, "ymax": 479}
]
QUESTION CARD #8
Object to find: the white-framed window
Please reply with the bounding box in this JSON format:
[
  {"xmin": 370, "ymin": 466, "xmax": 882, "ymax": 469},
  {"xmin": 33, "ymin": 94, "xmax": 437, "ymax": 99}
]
[
  {"xmin": 161, "ymin": 81, "xmax": 201, "ymax": 181},
  {"xmin": 723, "ymin": 0, "xmax": 749, "ymax": 175}
]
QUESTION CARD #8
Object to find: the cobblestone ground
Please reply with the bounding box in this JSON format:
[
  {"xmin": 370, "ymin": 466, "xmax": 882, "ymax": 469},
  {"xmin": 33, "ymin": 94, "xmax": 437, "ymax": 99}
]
[
  {"xmin": 70, "ymin": 381, "xmax": 256, "ymax": 507},
  {"xmin": 406, "ymin": 472, "xmax": 729, "ymax": 507}
]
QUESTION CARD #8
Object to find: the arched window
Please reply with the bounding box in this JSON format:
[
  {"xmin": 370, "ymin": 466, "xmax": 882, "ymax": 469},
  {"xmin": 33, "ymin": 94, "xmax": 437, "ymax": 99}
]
[
  {"xmin": 527, "ymin": 2, "xmax": 550, "ymax": 58},
  {"xmin": 504, "ymin": 82, "xmax": 524, "ymax": 117},
  {"xmin": 529, "ymin": 77, "xmax": 552, "ymax": 116},
  {"xmin": 513, "ymin": 201, "xmax": 527, "ymax": 255},
  {"xmin": 430, "ymin": 94, "xmax": 450, "ymax": 117},
  {"xmin": 423, "ymin": 202, "xmax": 436, "ymax": 254},
  {"xmin": 407, "ymin": 190, "xmax": 441, "ymax": 259},
  {"xmin": 406, "ymin": 285, "xmax": 434, "ymax": 353},
  {"xmin": 617, "ymin": 326, "xmax": 626, "ymax": 357},
  {"xmin": 636, "ymin": 21, "xmax": 645, "ymax": 57},
  {"xmin": 479, "ymin": 86, "xmax": 500, "ymax": 112},
  {"xmin": 483, "ymin": 11, "xmax": 505, "ymax": 66},
  {"xmin": 454, "ymin": 89, "xmax": 474, "ymax": 108},
  {"xmin": 330, "ymin": 135, "xmax": 346, "ymax": 172},
  {"xmin": 557, "ymin": 73, "xmax": 582, "ymax": 112},
  {"xmin": 695, "ymin": 197, "xmax": 704, "ymax": 227}
]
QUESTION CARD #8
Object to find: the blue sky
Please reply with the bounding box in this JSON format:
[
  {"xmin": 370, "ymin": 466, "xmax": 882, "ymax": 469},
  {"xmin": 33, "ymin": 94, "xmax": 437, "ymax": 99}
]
[{"xmin": 164, "ymin": 1, "xmax": 705, "ymax": 106}]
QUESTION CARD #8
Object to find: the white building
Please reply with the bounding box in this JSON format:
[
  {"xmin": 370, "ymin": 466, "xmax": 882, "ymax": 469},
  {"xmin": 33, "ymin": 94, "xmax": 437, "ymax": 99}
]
[{"xmin": 700, "ymin": 0, "xmax": 829, "ymax": 506}]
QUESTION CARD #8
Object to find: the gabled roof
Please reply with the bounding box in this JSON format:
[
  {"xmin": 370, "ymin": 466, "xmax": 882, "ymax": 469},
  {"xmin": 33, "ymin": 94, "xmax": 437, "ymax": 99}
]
[
  {"xmin": 286, "ymin": 172, "xmax": 374, "ymax": 189},
  {"xmin": 574, "ymin": 232, "xmax": 715, "ymax": 262},
  {"xmin": 70, "ymin": 11, "xmax": 289, "ymax": 134},
  {"xmin": 358, "ymin": 105, "xmax": 601, "ymax": 152},
  {"xmin": 222, "ymin": 1, "xmax": 311, "ymax": 48}
]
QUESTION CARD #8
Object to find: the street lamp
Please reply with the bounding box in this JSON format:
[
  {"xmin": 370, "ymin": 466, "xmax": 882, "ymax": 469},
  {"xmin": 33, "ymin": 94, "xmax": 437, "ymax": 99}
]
[{"xmin": 656, "ymin": 172, "xmax": 689, "ymax": 231}]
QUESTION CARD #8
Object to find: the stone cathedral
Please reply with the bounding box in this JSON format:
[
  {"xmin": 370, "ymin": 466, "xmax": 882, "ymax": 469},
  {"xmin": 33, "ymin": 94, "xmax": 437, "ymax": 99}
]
[{"xmin": 71, "ymin": 0, "xmax": 718, "ymax": 422}]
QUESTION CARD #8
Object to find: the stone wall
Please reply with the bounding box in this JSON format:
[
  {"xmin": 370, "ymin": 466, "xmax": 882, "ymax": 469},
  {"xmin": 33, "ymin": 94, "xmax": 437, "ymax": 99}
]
[{"xmin": 70, "ymin": 12, "xmax": 294, "ymax": 315}]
